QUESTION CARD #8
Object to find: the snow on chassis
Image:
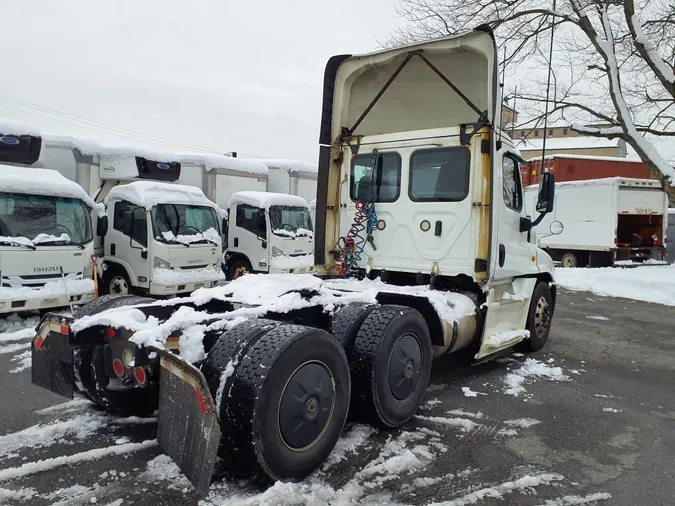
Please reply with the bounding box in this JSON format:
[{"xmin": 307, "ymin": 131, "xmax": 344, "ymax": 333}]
[{"xmin": 31, "ymin": 27, "xmax": 559, "ymax": 494}]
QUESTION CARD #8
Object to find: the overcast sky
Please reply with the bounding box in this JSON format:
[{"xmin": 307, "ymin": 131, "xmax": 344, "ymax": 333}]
[{"xmin": 0, "ymin": 0, "xmax": 404, "ymax": 163}]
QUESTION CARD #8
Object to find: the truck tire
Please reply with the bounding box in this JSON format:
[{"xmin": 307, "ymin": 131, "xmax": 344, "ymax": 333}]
[
  {"xmin": 519, "ymin": 282, "xmax": 554, "ymax": 352},
  {"xmin": 201, "ymin": 318, "xmax": 282, "ymax": 413},
  {"xmin": 101, "ymin": 265, "xmax": 132, "ymax": 295},
  {"xmin": 561, "ymin": 252, "xmax": 579, "ymax": 268},
  {"xmin": 216, "ymin": 324, "xmax": 350, "ymax": 482},
  {"xmin": 331, "ymin": 303, "xmax": 377, "ymax": 355},
  {"xmin": 73, "ymin": 294, "xmax": 158, "ymax": 416},
  {"xmin": 350, "ymin": 305, "xmax": 432, "ymax": 428},
  {"xmin": 227, "ymin": 259, "xmax": 252, "ymax": 281}
]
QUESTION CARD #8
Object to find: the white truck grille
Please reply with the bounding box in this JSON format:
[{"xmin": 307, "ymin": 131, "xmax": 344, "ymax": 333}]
[{"xmin": 0, "ymin": 272, "xmax": 83, "ymax": 289}]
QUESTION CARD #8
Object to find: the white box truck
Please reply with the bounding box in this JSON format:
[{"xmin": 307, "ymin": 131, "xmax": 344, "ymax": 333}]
[
  {"xmin": 254, "ymin": 158, "xmax": 318, "ymax": 203},
  {"xmin": 0, "ymin": 119, "xmax": 104, "ymax": 314},
  {"xmin": 525, "ymin": 177, "xmax": 669, "ymax": 267}
]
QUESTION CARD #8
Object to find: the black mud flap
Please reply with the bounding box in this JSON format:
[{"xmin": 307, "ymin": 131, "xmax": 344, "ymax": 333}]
[
  {"xmin": 157, "ymin": 350, "xmax": 221, "ymax": 495},
  {"xmin": 31, "ymin": 319, "xmax": 75, "ymax": 399}
]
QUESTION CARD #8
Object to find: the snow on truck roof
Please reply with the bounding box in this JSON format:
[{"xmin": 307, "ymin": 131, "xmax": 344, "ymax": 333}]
[
  {"xmin": 228, "ymin": 191, "xmax": 309, "ymax": 209},
  {"xmin": 178, "ymin": 153, "xmax": 268, "ymax": 175},
  {"xmin": 105, "ymin": 181, "xmax": 218, "ymax": 209},
  {"xmin": 524, "ymin": 177, "xmax": 662, "ymax": 190},
  {"xmin": 0, "ymin": 117, "xmax": 41, "ymax": 137},
  {"xmin": 251, "ymin": 158, "xmax": 318, "ymax": 174},
  {"xmin": 0, "ymin": 164, "xmax": 103, "ymax": 211},
  {"xmin": 42, "ymin": 133, "xmax": 182, "ymax": 162}
]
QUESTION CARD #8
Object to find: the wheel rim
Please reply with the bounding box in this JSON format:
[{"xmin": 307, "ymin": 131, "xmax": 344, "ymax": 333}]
[
  {"xmin": 233, "ymin": 266, "xmax": 248, "ymax": 279},
  {"xmin": 388, "ymin": 333, "xmax": 423, "ymax": 401},
  {"xmin": 563, "ymin": 256, "xmax": 576, "ymax": 268},
  {"xmin": 110, "ymin": 276, "xmax": 129, "ymax": 295},
  {"xmin": 279, "ymin": 361, "xmax": 335, "ymax": 451},
  {"xmin": 533, "ymin": 296, "xmax": 552, "ymax": 338}
]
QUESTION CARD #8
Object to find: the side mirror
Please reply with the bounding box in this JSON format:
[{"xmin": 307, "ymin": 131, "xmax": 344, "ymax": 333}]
[
  {"xmin": 536, "ymin": 172, "xmax": 555, "ymax": 213},
  {"xmin": 97, "ymin": 215, "xmax": 108, "ymax": 236},
  {"xmin": 549, "ymin": 220, "xmax": 564, "ymax": 236}
]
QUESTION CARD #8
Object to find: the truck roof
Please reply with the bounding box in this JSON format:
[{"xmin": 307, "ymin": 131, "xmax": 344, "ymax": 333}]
[
  {"xmin": 178, "ymin": 153, "xmax": 269, "ymax": 176},
  {"xmin": 228, "ymin": 191, "xmax": 309, "ymax": 209},
  {"xmin": 0, "ymin": 164, "xmax": 103, "ymax": 212},
  {"xmin": 105, "ymin": 181, "xmax": 218, "ymax": 209},
  {"xmin": 43, "ymin": 133, "xmax": 182, "ymax": 163},
  {"xmin": 524, "ymin": 177, "xmax": 662, "ymax": 190}
]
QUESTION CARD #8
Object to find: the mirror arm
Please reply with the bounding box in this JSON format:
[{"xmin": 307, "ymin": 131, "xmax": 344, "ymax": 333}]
[{"xmin": 530, "ymin": 212, "xmax": 547, "ymax": 228}]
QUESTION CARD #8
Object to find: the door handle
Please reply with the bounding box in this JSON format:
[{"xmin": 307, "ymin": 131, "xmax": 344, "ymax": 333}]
[
  {"xmin": 499, "ymin": 244, "xmax": 506, "ymax": 267},
  {"xmin": 434, "ymin": 221, "xmax": 442, "ymax": 236},
  {"xmin": 234, "ymin": 237, "xmax": 239, "ymax": 247},
  {"xmin": 110, "ymin": 243, "xmax": 116, "ymax": 256}
]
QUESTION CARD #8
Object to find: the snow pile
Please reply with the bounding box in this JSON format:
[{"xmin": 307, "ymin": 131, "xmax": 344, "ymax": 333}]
[
  {"xmin": 504, "ymin": 418, "xmax": 541, "ymax": 428},
  {"xmin": 446, "ymin": 409, "xmax": 484, "ymax": 419},
  {"xmin": 555, "ymin": 265, "xmax": 675, "ymax": 306},
  {"xmin": 0, "ymin": 164, "xmax": 104, "ymax": 215},
  {"xmin": 228, "ymin": 191, "xmax": 309, "ymax": 210},
  {"xmin": 320, "ymin": 425, "xmax": 376, "ymax": 471},
  {"xmin": 414, "ymin": 415, "xmax": 480, "ymax": 433},
  {"xmin": 504, "ymin": 358, "xmax": 569, "ymax": 397},
  {"xmin": 484, "ymin": 329, "xmax": 530, "ymax": 348},
  {"xmin": 427, "ymin": 473, "xmax": 564, "ymax": 506},
  {"xmin": 143, "ymin": 454, "xmax": 191, "ymax": 490},
  {"xmin": 253, "ymin": 158, "xmax": 318, "ymax": 174},
  {"xmin": 152, "ymin": 266, "xmax": 224, "ymax": 286},
  {"xmin": 105, "ymin": 180, "xmax": 218, "ymax": 210},
  {"xmin": 0, "ymin": 278, "xmax": 94, "ymax": 301},
  {"xmin": 461, "ymin": 387, "xmax": 487, "ymax": 398},
  {"xmin": 178, "ymin": 325, "xmax": 207, "ymax": 363},
  {"xmin": 602, "ymin": 408, "xmax": 622, "ymax": 413},
  {"xmin": 0, "ymin": 315, "xmax": 39, "ymax": 342},
  {"xmin": 270, "ymin": 254, "xmax": 314, "ymax": 270},
  {"xmin": 161, "ymin": 228, "xmax": 221, "ymax": 245},
  {"xmin": 0, "ymin": 342, "xmax": 30, "ymax": 356},
  {"xmin": 0, "ymin": 233, "xmax": 72, "ymax": 248},
  {"xmin": 536, "ymin": 492, "xmax": 612, "ymax": 505},
  {"xmin": 586, "ymin": 315, "xmax": 609, "ymax": 321},
  {"xmin": 0, "ymin": 487, "xmax": 38, "ymax": 501}
]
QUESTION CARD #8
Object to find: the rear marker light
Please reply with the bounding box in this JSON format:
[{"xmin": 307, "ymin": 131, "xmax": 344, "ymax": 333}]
[
  {"xmin": 108, "ymin": 328, "xmax": 116, "ymax": 339},
  {"xmin": 134, "ymin": 367, "xmax": 147, "ymax": 385},
  {"xmin": 35, "ymin": 336, "xmax": 45, "ymax": 351},
  {"xmin": 112, "ymin": 359, "xmax": 125, "ymax": 377}
]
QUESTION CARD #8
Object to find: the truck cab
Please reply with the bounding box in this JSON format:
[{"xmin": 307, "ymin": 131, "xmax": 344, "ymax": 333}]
[
  {"xmin": 0, "ymin": 119, "xmax": 103, "ymax": 314},
  {"xmin": 102, "ymin": 181, "xmax": 225, "ymax": 296},
  {"xmin": 224, "ymin": 191, "xmax": 314, "ymax": 279}
]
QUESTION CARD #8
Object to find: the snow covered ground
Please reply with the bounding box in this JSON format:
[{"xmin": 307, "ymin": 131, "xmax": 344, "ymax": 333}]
[{"xmin": 555, "ymin": 264, "xmax": 675, "ymax": 306}]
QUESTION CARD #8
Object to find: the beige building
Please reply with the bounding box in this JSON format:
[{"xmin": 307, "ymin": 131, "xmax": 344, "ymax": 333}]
[{"xmin": 509, "ymin": 121, "xmax": 627, "ymax": 159}]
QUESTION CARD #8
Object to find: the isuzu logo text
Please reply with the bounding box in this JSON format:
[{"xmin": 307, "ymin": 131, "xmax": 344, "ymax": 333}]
[{"xmin": 34, "ymin": 266, "xmax": 60, "ymax": 273}]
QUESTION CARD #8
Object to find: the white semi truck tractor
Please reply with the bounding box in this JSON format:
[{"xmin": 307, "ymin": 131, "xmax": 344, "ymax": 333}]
[
  {"xmin": 31, "ymin": 28, "xmax": 560, "ymax": 494},
  {"xmin": 0, "ymin": 119, "xmax": 104, "ymax": 315}
]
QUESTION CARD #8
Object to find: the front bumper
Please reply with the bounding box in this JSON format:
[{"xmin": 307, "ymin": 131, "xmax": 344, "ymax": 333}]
[
  {"xmin": 268, "ymin": 265, "xmax": 314, "ymax": 275},
  {"xmin": 0, "ymin": 289, "xmax": 94, "ymax": 315}
]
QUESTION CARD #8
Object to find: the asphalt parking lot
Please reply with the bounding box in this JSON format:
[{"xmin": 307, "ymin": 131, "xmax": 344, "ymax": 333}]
[{"xmin": 1, "ymin": 287, "xmax": 674, "ymax": 505}]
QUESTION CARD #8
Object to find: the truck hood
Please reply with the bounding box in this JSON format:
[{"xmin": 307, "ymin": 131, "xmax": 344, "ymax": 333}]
[
  {"xmin": 0, "ymin": 246, "xmax": 92, "ymax": 287},
  {"xmin": 271, "ymin": 235, "xmax": 313, "ymax": 256},
  {"xmin": 322, "ymin": 27, "xmax": 498, "ymax": 143}
]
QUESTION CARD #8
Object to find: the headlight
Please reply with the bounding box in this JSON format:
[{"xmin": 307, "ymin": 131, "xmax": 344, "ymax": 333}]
[
  {"xmin": 154, "ymin": 257, "xmax": 170, "ymax": 269},
  {"xmin": 83, "ymin": 263, "xmax": 94, "ymax": 279},
  {"xmin": 272, "ymin": 246, "xmax": 284, "ymax": 257}
]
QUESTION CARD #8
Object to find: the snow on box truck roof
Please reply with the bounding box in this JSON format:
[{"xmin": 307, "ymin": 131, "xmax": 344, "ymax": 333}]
[
  {"xmin": 178, "ymin": 152, "xmax": 268, "ymax": 175},
  {"xmin": 0, "ymin": 117, "xmax": 41, "ymax": 137},
  {"xmin": 252, "ymin": 158, "xmax": 318, "ymax": 174},
  {"xmin": 0, "ymin": 163, "xmax": 102, "ymax": 213},
  {"xmin": 42, "ymin": 133, "xmax": 182, "ymax": 163},
  {"xmin": 524, "ymin": 177, "xmax": 662, "ymax": 190},
  {"xmin": 105, "ymin": 181, "xmax": 218, "ymax": 209},
  {"xmin": 228, "ymin": 191, "xmax": 309, "ymax": 209}
]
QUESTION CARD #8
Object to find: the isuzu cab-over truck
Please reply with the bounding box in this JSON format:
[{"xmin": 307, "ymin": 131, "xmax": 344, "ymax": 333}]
[
  {"xmin": 0, "ymin": 120, "xmax": 105, "ymax": 314},
  {"xmin": 31, "ymin": 27, "xmax": 559, "ymax": 494}
]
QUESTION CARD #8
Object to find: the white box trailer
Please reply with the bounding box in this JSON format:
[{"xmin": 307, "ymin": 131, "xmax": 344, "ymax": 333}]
[
  {"xmin": 525, "ymin": 177, "xmax": 669, "ymax": 267},
  {"xmin": 252, "ymin": 158, "xmax": 318, "ymax": 203}
]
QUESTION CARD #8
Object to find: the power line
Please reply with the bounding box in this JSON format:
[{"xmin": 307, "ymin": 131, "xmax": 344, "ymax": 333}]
[{"xmin": 0, "ymin": 93, "xmax": 230, "ymax": 155}]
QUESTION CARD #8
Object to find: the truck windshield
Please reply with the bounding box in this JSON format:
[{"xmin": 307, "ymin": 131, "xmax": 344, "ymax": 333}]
[
  {"xmin": 269, "ymin": 206, "xmax": 313, "ymax": 237},
  {"xmin": 0, "ymin": 192, "xmax": 92, "ymax": 246},
  {"xmin": 151, "ymin": 204, "xmax": 219, "ymax": 244}
]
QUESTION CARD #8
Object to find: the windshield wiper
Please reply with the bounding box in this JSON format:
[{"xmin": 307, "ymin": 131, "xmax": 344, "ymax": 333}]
[
  {"xmin": 157, "ymin": 237, "xmax": 190, "ymax": 248},
  {"xmin": 0, "ymin": 239, "xmax": 36, "ymax": 250}
]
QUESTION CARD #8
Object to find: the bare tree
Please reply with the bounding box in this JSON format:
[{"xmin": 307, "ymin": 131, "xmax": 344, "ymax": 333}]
[{"xmin": 385, "ymin": 0, "xmax": 675, "ymax": 198}]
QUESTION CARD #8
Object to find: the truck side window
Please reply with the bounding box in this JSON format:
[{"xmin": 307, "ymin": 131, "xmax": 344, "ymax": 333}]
[
  {"xmin": 236, "ymin": 204, "xmax": 266, "ymax": 237},
  {"xmin": 409, "ymin": 147, "xmax": 470, "ymax": 201},
  {"xmin": 350, "ymin": 152, "xmax": 401, "ymax": 203},
  {"xmin": 502, "ymin": 156, "xmax": 523, "ymax": 212},
  {"xmin": 113, "ymin": 200, "xmax": 148, "ymax": 247}
]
